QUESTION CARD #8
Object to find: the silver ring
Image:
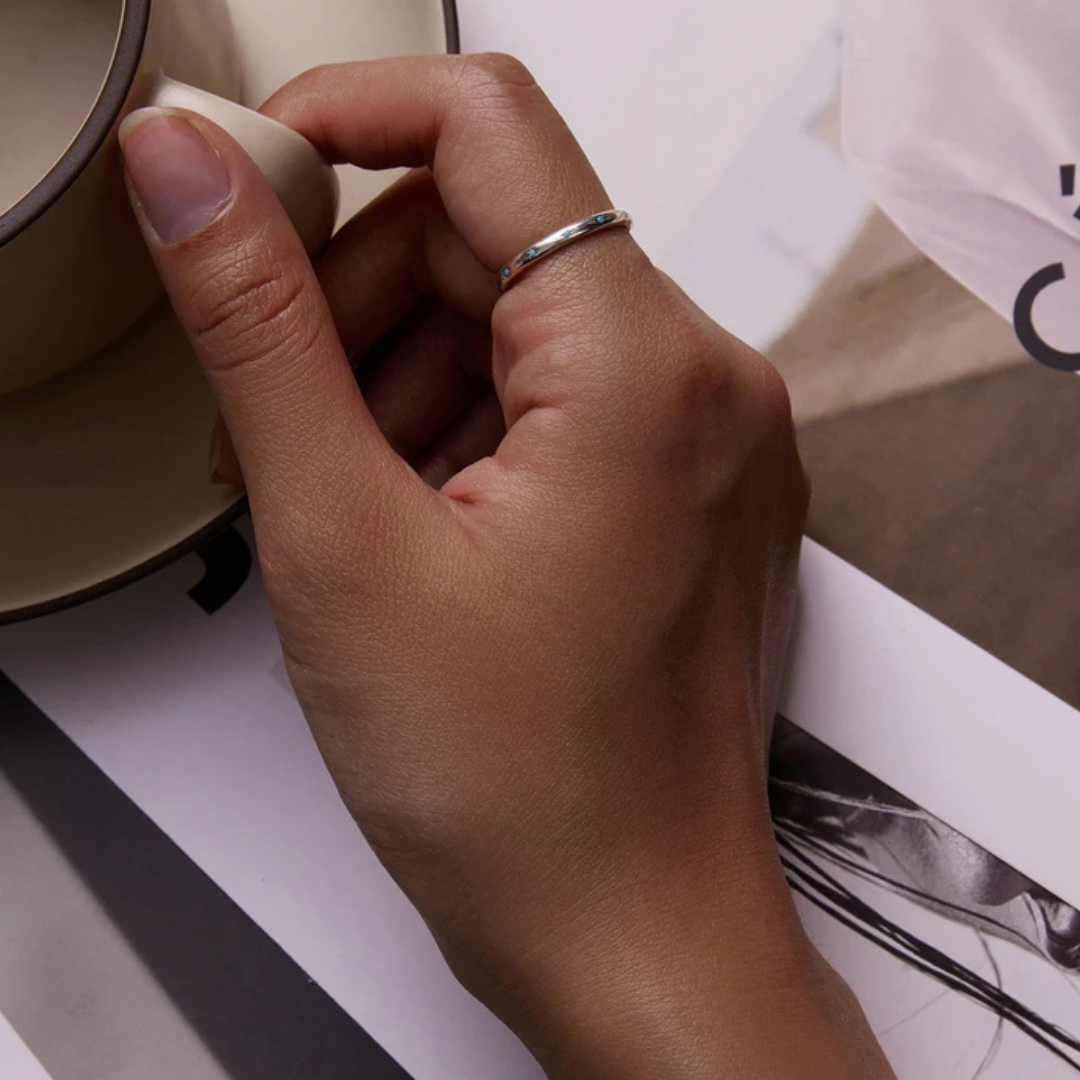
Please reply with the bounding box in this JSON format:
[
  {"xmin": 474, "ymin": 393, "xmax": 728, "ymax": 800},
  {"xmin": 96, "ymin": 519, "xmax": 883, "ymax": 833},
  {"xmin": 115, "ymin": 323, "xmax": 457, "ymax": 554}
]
[{"xmin": 498, "ymin": 210, "xmax": 633, "ymax": 292}]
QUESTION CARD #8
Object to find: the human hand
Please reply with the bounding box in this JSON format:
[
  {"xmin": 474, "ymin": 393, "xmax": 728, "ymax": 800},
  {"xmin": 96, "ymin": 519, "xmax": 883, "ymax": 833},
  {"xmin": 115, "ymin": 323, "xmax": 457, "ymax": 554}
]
[{"xmin": 119, "ymin": 55, "xmax": 892, "ymax": 1080}]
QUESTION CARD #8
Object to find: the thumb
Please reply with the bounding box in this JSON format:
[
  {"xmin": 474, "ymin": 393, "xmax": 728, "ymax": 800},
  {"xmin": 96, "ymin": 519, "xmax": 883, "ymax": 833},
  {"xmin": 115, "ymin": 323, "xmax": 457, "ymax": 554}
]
[{"xmin": 118, "ymin": 107, "xmax": 421, "ymax": 539}]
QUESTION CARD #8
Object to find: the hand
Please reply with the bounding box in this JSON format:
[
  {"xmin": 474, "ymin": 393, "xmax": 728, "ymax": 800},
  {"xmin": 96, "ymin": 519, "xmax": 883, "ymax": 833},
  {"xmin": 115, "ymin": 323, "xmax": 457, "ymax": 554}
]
[{"xmin": 120, "ymin": 54, "xmax": 892, "ymax": 1080}]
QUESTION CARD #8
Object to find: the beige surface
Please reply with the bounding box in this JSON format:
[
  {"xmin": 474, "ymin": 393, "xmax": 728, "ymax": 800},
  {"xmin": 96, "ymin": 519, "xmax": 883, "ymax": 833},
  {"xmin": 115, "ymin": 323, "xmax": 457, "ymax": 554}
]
[
  {"xmin": 772, "ymin": 208, "xmax": 1080, "ymax": 709},
  {"xmin": 771, "ymin": 211, "xmax": 1025, "ymax": 425},
  {"xmin": 800, "ymin": 360, "xmax": 1080, "ymax": 711},
  {"xmin": 0, "ymin": 0, "xmax": 121, "ymax": 215}
]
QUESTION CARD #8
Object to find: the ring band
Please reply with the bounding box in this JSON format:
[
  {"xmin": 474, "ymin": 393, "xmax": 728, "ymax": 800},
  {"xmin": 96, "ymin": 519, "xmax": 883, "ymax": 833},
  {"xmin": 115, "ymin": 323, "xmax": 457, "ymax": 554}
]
[{"xmin": 498, "ymin": 210, "xmax": 633, "ymax": 292}]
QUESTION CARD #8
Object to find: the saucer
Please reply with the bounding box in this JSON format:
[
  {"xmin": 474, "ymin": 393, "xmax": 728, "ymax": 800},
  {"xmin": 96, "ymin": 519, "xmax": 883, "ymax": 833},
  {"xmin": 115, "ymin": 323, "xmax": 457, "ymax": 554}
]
[{"xmin": 0, "ymin": 0, "xmax": 458, "ymax": 623}]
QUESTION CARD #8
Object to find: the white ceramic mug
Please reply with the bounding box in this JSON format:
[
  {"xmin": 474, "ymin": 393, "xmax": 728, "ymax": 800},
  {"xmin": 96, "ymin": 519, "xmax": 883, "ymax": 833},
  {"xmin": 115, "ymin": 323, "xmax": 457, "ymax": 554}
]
[{"xmin": 0, "ymin": 0, "xmax": 339, "ymax": 396}]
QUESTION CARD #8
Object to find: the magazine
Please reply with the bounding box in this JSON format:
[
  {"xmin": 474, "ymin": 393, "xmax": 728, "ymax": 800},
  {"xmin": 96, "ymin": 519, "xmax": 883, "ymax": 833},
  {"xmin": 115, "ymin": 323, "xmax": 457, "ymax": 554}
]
[{"xmin": 1, "ymin": 2, "xmax": 1077, "ymax": 1077}]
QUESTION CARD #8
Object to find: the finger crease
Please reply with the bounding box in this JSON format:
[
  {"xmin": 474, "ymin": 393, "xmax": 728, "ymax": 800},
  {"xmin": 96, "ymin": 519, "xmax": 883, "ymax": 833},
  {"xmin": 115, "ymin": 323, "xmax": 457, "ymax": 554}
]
[{"xmin": 194, "ymin": 272, "xmax": 306, "ymax": 341}]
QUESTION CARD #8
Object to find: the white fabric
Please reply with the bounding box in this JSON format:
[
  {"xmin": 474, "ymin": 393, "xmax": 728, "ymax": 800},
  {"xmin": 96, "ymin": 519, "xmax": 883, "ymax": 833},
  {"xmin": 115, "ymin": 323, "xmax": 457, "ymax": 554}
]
[{"xmin": 842, "ymin": 0, "xmax": 1080, "ymax": 353}]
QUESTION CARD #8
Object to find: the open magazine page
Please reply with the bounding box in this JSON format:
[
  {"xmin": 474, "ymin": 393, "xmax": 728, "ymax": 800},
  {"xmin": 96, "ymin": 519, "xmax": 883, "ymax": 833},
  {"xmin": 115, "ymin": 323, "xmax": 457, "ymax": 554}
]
[
  {"xmin": 688, "ymin": 4, "xmax": 1080, "ymax": 1075},
  {"xmin": 2, "ymin": 1, "xmax": 1078, "ymax": 1078}
]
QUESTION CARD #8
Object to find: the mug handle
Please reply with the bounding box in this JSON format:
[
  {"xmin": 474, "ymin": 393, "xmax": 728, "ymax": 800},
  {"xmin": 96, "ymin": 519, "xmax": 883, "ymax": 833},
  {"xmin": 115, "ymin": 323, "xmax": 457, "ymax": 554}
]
[{"xmin": 146, "ymin": 76, "xmax": 340, "ymax": 254}]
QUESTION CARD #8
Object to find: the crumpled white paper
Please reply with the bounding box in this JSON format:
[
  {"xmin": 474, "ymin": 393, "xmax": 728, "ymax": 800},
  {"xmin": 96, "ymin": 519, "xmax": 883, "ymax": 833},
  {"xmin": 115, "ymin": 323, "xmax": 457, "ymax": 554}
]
[{"xmin": 842, "ymin": 0, "xmax": 1080, "ymax": 357}]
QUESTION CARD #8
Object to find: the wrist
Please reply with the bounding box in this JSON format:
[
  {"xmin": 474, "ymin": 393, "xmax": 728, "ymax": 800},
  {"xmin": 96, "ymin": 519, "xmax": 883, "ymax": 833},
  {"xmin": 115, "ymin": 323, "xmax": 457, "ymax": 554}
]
[{"xmin": 480, "ymin": 815, "xmax": 892, "ymax": 1080}]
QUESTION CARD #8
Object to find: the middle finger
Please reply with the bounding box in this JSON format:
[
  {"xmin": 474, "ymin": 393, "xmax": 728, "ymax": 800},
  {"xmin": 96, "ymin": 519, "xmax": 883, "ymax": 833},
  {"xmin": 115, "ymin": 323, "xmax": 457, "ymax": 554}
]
[
  {"xmin": 363, "ymin": 302, "xmax": 492, "ymax": 463},
  {"xmin": 317, "ymin": 169, "xmax": 496, "ymax": 359}
]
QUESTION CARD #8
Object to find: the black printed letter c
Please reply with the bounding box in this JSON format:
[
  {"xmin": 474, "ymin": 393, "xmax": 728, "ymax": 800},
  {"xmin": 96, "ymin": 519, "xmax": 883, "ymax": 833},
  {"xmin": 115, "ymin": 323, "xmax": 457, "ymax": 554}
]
[{"xmin": 1013, "ymin": 263, "xmax": 1080, "ymax": 373}]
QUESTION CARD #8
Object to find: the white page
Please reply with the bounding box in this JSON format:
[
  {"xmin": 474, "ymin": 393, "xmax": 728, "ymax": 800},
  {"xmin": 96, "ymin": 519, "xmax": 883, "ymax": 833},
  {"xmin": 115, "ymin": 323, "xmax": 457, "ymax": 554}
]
[
  {"xmin": 0, "ymin": 1016, "xmax": 50, "ymax": 1080},
  {"xmin": 781, "ymin": 541, "xmax": 1080, "ymax": 914},
  {"xmin": 457, "ymin": 0, "xmax": 841, "ymax": 267}
]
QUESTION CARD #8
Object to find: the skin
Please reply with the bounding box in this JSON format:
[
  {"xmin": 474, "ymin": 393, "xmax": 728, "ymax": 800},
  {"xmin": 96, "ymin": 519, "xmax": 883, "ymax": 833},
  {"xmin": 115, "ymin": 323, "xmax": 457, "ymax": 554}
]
[{"xmin": 119, "ymin": 53, "xmax": 896, "ymax": 1080}]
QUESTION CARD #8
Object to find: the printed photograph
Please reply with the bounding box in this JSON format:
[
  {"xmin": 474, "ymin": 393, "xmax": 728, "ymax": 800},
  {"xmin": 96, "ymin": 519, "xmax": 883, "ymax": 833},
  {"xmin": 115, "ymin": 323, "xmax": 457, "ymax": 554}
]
[{"xmin": 773, "ymin": 718, "xmax": 1080, "ymax": 1078}]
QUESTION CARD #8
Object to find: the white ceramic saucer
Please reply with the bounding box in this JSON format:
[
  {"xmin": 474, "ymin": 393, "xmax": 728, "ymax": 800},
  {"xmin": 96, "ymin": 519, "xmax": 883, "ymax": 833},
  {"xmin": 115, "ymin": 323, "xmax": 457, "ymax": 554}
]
[{"xmin": 0, "ymin": 0, "xmax": 457, "ymax": 623}]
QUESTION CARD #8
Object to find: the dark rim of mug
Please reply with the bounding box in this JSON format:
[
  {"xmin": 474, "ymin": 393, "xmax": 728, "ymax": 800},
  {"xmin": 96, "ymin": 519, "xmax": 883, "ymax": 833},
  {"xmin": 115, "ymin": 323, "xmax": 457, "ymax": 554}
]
[
  {"xmin": 0, "ymin": 0, "xmax": 462, "ymax": 626},
  {"xmin": 0, "ymin": 0, "xmax": 152, "ymax": 247}
]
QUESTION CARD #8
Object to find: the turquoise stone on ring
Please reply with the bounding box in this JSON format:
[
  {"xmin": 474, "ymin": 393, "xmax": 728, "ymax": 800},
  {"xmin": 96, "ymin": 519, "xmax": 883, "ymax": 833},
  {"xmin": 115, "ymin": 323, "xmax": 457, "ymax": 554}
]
[{"xmin": 498, "ymin": 210, "xmax": 631, "ymax": 292}]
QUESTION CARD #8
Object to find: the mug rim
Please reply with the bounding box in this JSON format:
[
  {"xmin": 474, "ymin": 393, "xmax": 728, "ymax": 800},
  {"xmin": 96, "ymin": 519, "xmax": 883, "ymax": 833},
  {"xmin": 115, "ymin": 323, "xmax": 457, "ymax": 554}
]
[{"xmin": 0, "ymin": 0, "xmax": 151, "ymax": 248}]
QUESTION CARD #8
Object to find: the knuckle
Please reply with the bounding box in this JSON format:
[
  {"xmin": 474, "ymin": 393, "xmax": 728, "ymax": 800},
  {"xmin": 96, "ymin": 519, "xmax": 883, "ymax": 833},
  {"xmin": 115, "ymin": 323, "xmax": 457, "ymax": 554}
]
[
  {"xmin": 748, "ymin": 359, "xmax": 796, "ymax": 439},
  {"xmin": 660, "ymin": 316, "xmax": 739, "ymax": 425},
  {"xmin": 797, "ymin": 463, "xmax": 813, "ymax": 516},
  {"xmin": 276, "ymin": 62, "xmax": 330, "ymax": 102},
  {"xmin": 737, "ymin": 358, "xmax": 803, "ymax": 479},
  {"xmin": 656, "ymin": 289, "xmax": 796, "ymax": 446},
  {"xmin": 672, "ymin": 343, "xmax": 735, "ymax": 413},
  {"xmin": 183, "ymin": 242, "xmax": 319, "ymax": 374},
  {"xmin": 458, "ymin": 52, "xmax": 537, "ymax": 93},
  {"xmin": 298, "ymin": 61, "xmax": 340, "ymax": 88},
  {"xmin": 744, "ymin": 360, "xmax": 810, "ymax": 514},
  {"xmin": 670, "ymin": 321, "xmax": 793, "ymax": 443},
  {"xmin": 452, "ymin": 53, "xmax": 541, "ymax": 120},
  {"xmin": 644, "ymin": 334, "xmax": 737, "ymax": 479},
  {"xmin": 651, "ymin": 311, "xmax": 806, "ymax": 486}
]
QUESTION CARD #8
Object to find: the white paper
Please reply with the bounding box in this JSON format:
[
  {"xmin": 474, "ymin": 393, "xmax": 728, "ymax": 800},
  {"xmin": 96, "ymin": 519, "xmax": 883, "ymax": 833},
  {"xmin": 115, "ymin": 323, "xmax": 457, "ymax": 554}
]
[
  {"xmin": 458, "ymin": 0, "xmax": 841, "ymax": 268},
  {"xmin": 0, "ymin": 1017, "xmax": 50, "ymax": 1080},
  {"xmin": 663, "ymin": 30, "xmax": 870, "ymax": 349},
  {"xmin": 781, "ymin": 541, "xmax": 1080, "ymax": 914}
]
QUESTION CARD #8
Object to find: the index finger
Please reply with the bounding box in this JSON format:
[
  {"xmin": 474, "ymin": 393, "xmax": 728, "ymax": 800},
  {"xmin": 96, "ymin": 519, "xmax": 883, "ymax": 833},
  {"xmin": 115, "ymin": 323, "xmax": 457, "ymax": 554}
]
[
  {"xmin": 260, "ymin": 54, "xmax": 622, "ymax": 274},
  {"xmin": 262, "ymin": 54, "xmax": 668, "ymax": 484}
]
